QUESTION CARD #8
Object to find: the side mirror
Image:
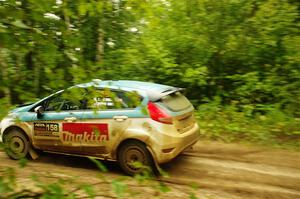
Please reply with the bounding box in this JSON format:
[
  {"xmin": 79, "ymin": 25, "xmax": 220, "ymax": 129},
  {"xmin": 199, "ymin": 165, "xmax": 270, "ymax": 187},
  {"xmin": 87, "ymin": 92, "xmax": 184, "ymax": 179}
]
[{"xmin": 34, "ymin": 106, "xmax": 44, "ymax": 118}]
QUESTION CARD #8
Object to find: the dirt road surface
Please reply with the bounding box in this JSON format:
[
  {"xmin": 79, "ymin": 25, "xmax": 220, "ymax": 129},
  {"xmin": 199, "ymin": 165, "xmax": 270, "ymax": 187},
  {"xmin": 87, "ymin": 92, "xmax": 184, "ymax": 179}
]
[{"xmin": 0, "ymin": 141, "xmax": 299, "ymax": 199}]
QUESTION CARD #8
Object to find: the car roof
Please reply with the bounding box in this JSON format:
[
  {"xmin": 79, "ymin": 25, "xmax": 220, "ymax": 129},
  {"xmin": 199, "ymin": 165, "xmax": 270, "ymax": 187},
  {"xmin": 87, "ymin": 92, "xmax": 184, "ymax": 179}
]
[{"xmin": 76, "ymin": 80, "xmax": 183, "ymax": 101}]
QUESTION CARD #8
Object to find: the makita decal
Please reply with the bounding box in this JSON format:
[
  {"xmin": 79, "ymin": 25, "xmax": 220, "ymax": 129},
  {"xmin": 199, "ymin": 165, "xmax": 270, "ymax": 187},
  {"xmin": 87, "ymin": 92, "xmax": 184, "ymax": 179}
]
[{"xmin": 62, "ymin": 123, "xmax": 109, "ymax": 143}]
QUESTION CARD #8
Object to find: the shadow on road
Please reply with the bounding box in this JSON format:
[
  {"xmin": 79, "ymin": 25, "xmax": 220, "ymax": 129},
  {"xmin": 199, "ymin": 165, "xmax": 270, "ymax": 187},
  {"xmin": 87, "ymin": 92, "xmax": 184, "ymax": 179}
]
[{"xmin": 34, "ymin": 152, "xmax": 124, "ymax": 175}]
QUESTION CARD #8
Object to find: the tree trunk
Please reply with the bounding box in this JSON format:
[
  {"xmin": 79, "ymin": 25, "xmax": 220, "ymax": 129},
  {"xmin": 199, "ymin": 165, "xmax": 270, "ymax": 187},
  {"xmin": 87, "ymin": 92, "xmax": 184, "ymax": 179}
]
[
  {"xmin": 0, "ymin": 51, "xmax": 11, "ymax": 104},
  {"xmin": 96, "ymin": 1, "xmax": 106, "ymax": 63},
  {"xmin": 96, "ymin": 28, "xmax": 104, "ymax": 63}
]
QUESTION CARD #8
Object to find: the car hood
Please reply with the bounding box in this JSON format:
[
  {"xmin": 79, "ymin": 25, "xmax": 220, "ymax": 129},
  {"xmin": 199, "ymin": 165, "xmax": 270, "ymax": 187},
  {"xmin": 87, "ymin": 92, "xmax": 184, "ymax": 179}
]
[{"xmin": 9, "ymin": 104, "xmax": 33, "ymax": 113}]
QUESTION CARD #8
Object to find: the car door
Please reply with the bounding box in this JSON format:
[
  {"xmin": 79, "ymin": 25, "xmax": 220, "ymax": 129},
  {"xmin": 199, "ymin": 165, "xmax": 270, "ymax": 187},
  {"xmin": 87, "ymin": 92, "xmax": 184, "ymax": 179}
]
[
  {"xmin": 32, "ymin": 88, "xmax": 85, "ymax": 154},
  {"xmin": 79, "ymin": 89, "xmax": 141, "ymax": 157}
]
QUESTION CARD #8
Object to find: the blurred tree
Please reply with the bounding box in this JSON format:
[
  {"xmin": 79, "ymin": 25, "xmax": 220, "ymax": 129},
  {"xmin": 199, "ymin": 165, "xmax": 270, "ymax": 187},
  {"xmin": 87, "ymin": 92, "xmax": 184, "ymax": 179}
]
[{"xmin": 0, "ymin": 0, "xmax": 299, "ymax": 116}]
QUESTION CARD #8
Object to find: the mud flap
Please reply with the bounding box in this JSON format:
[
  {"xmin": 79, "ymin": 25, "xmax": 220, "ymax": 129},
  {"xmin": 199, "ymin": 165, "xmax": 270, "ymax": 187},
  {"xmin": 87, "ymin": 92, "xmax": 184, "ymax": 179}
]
[
  {"xmin": 146, "ymin": 146, "xmax": 161, "ymax": 175},
  {"xmin": 29, "ymin": 146, "xmax": 39, "ymax": 160}
]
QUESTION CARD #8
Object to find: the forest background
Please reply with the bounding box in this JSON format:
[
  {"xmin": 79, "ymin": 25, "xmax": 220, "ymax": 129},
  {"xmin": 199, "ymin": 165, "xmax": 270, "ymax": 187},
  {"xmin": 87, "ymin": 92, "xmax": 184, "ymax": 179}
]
[{"xmin": 0, "ymin": 0, "xmax": 299, "ymax": 148}]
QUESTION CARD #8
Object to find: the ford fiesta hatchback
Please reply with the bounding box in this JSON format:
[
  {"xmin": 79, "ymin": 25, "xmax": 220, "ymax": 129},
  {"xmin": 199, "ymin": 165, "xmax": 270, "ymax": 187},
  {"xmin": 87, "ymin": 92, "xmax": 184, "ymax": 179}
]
[{"xmin": 0, "ymin": 80, "xmax": 200, "ymax": 175}]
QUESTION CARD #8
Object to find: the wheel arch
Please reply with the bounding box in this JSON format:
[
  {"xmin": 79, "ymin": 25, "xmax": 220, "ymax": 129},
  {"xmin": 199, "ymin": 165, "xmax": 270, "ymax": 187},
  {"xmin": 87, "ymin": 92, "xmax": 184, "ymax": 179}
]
[{"xmin": 3, "ymin": 126, "xmax": 31, "ymax": 143}]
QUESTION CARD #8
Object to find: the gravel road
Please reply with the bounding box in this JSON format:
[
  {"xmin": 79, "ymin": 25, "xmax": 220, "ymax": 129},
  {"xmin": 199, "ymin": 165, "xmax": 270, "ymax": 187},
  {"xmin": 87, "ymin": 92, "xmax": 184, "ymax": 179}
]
[{"xmin": 0, "ymin": 141, "xmax": 299, "ymax": 199}]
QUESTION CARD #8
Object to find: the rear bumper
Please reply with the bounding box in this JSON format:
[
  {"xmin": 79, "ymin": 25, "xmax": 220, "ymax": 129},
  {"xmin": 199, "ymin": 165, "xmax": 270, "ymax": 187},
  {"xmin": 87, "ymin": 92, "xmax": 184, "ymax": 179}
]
[{"xmin": 150, "ymin": 123, "xmax": 200, "ymax": 164}]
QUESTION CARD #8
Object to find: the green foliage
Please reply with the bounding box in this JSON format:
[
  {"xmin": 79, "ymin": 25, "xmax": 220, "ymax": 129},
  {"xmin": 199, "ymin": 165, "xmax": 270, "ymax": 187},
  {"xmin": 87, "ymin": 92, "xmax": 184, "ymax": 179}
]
[
  {"xmin": 197, "ymin": 99, "xmax": 300, "ymax": 149},
  {"xmin": 42, "ymin": 182, "xmax": 65, "ymax": 199},
  {"xmin": 18, "ymin": 158, "xmax": 28, "ymax": 168},
  {"xmin": 157, "ymin": 181, "xmax": 171, "ymax": 193},
  {"xmin": 0, "ymin": 156, "xmax": 184, "ymax": 198},
  {"xmin": 0, "ymin": 98, "xmax": 12, "ymax": 119},
  {"xmin": 111, "ymin": 179, "xmax": 127, "ymax": 198},
  {"xmin": 88, "ymin": 157, "xmax": 108, "ymax": 172},
  {"xmin": 0, "ymin": 0, "xmax": 298, "ymax": 145},
  {"xmin": 0, "ymin": 1, "xmax": 298, "ymax": 195},
  {"xmin": 0, "ymin": 168, "xmax": 16, "ymax": 195},
  {"xmin": 81, "ymin": 184, "xmax": 95, "ymax": 199}
]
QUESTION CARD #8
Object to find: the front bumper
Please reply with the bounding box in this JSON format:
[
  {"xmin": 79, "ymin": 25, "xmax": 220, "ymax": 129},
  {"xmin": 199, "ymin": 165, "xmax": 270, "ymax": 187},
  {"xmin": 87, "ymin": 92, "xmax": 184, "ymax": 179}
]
[
  {"xmin": 0, "ymin": 117, "xmax": 13, "ymax": 143},
  {"xmin": 150, "ymin": 123, "xmax": 200, "ymax": 164}
]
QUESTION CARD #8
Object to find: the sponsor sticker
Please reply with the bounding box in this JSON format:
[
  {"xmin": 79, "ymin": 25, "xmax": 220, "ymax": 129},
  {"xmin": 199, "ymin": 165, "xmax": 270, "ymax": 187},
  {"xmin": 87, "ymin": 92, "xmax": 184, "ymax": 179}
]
[
  {"xmin": 34, "ymin": 123, "xmax": 59, "ymax": 137},
  {"xmin": 62, "ymin": 123, "xmax": 109, "ymax": 143}
]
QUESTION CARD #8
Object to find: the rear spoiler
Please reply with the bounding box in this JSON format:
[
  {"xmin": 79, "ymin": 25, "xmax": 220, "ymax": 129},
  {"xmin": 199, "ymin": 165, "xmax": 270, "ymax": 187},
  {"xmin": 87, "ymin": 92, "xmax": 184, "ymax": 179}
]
[{"xmin": 148, "ymin": 87, "xmax": 185, "ymax": 102}]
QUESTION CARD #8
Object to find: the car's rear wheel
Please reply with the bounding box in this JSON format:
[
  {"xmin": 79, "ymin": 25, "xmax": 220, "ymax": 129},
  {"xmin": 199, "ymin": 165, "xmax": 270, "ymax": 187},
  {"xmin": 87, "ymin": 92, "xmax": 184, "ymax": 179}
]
[
  {"xmin": 117, "ymin": 141, "xmax": 153, "ymax": 176},
  {"xmin": 4, "ymin": 129, "xmax": 29, "ymax": 160}
]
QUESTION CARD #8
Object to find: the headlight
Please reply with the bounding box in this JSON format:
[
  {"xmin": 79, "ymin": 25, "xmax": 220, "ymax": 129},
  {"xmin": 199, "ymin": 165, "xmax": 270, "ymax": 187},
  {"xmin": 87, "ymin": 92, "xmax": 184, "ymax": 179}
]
[
  {"xmin": 7, "ymin": 113, "xmax": 16, "ymax": 118},
  {"xmin": 0, "ymin": 117, "xmax": 12, "ymax": 134}
]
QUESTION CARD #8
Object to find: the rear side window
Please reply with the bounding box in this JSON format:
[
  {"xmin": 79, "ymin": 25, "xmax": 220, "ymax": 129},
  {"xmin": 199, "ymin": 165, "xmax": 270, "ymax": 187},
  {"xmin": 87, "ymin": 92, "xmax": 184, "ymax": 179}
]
[
  {"xmin": 161, "ymin": 92, "xmax": 191, "ymax": 112},
  {"xmin": 86, "ymin": 89, "xmax": 142, "ymax": 110}
]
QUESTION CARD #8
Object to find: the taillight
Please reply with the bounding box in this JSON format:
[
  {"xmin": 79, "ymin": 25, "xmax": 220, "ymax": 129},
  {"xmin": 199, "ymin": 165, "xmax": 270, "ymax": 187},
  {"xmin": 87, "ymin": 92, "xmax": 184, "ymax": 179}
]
[{"xmin": 147, "ymin": 102, "xmax": 173, "ymax": 124}]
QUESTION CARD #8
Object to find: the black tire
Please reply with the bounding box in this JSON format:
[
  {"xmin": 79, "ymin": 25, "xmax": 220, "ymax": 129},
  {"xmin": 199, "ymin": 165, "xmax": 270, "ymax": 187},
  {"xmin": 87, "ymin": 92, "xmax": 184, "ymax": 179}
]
[
  {"xmin": 3, "ymin": 129, "xmax": 29, "ymax": 160},
  {"xmin": 117, "ymin": 141, "xmax": 154, "ymax": 176}
]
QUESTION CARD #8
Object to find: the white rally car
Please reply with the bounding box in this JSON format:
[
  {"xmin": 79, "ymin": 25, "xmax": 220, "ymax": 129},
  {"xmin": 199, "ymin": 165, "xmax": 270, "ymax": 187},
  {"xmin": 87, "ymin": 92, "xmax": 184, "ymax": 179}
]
[{"xmin": 0, "ymin": 80, "xmax": 200, "ymax": 175}]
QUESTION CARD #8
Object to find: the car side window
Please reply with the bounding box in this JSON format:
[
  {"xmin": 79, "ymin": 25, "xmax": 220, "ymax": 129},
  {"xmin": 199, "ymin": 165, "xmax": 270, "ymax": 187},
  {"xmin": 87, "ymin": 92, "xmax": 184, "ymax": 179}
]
[
  {"xmin": 43, "ymin": 88, "xmax": 87, "ymax": 111},
  {"xmin": 116, "ymin": 91, "xmax": 142, "ymax": 108},
  {"xmin": 43, "ymin": 94, "xmax": 80, "ymax": 111},
  {"xmin": 44, "ymin": 94, "xmax": 64, "ymax": 111},
  {"xmin": 86, "ymin": 89, "xmax": 142, "ymax": 110}
]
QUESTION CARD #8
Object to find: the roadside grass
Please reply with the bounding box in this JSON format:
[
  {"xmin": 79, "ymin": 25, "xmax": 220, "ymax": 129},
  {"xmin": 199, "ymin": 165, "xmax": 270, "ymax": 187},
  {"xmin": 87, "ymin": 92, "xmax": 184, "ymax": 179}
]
[{"xmin": 196, "ymin": 102, "xmax": 300, "ymax": 150}]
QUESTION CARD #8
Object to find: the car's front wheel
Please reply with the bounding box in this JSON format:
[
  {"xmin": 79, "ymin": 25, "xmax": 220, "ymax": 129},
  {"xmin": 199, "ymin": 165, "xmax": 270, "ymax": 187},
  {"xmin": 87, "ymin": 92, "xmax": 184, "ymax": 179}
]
[
  {"xmin": 4, "ymin": 129, "xmax": 29, "ymax": 160},
  {"xmin": 117, "ymin": 141, "xmax": 154, "ymax": 176}
]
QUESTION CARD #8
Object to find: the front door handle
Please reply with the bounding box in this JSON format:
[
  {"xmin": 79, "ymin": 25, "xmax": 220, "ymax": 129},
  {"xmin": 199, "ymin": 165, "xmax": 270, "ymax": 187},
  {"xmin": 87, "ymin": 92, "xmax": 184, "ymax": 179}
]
[
  {"xmin": 64, "ymin": 117, "xmax": 77, "ymax": 122},
  {"xmin": 113, "ymin": 115, "xmax": 128, "ymax": 122}
]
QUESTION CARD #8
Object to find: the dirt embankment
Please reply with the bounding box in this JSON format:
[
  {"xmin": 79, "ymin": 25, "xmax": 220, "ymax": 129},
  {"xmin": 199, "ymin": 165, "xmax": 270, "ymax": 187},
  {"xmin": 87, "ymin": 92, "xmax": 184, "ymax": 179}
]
[{"xmin": 0, "ymin": 141, "xmax": 299, "ymax": 199}]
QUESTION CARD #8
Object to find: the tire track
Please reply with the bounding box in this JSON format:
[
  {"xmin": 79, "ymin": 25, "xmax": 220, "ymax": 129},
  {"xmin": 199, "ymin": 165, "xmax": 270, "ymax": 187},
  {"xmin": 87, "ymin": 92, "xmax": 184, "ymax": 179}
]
[
  {"xmin": 160, "ymin": 142, "xmax": 300, "ymax": 198},
  {"xmin": 0, "ymin": 141, "xmax": 299, "ymax": 199}
]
